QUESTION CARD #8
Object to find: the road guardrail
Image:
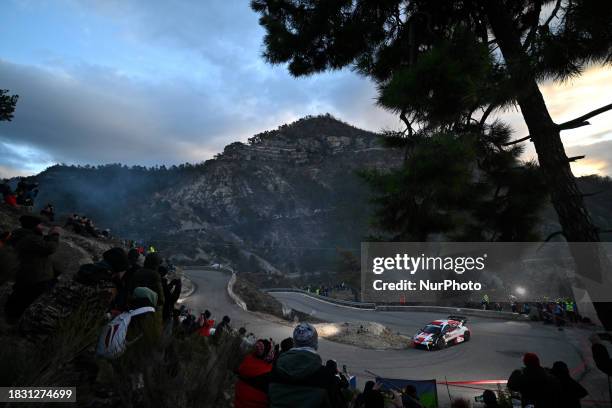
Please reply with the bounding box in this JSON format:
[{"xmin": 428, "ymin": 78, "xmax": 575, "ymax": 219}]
[
  {"xmin": 263, "ymin": 288, "xmax": 376, "ymax": 309},
  {"xmin": 264, "ymin": 288, "xmax": 530, "ymax": 320}
]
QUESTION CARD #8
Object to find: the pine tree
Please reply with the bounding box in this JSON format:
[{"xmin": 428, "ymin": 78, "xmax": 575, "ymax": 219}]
[
  {"xmin": 362, "ymin": 121, "xmax": 547, "ymax": 242},
  {"xmin": 252, "ymin": 0, "xmax": 612, "ymax": 327},
  {"xmin": 0, "ymin": 90, "xmax": 19, "ymax": 122}
]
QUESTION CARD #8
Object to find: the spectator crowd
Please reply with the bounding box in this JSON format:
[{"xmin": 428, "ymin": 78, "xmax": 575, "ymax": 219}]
[
  {"xmin": 2, "ymin": 178, "xmax": 39, "ymax": 208},
  {"xmin": 0, "ymin": 188, "xmax": 606, "ymax": 408}
]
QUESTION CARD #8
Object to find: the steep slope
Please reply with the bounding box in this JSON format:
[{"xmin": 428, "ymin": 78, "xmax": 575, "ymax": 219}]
[
  {"xmin": 33, "ymin": 115, "xmax": 402, "ymax": 273},
  {"xmin": 127, "ymin": 115, "xmax": 400, "ymax": 272},
  {"xmin": 26, "ymin": 114, "xmax": 612, "ymax": 276}
]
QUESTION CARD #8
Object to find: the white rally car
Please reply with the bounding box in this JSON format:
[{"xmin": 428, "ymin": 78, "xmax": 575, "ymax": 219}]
[{"xmin": 412, "ymin": 316, "xmax": 471, "ymax": 350}]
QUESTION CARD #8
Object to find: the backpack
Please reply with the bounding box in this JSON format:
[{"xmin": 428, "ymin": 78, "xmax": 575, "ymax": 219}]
[{"xmin": 96, "ymin": 306, "xmax": 155, "ymax": 359}]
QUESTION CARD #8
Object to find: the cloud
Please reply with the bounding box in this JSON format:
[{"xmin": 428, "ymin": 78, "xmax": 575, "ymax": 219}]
[
  {"xmin": 0, "ymin": 58, "xmax": 394, "ymax": 178},
  {"xmin": 0, "ymin": 1, "xmax": 609, "ymax": 178},
  {"xmin": 567, "ymin": 140, "xmax": 612, "ymax": 177}
]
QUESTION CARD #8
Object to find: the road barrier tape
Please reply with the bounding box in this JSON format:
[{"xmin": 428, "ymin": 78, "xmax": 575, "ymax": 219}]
[
  {"xmin": 443, "ymin": 379, "xmax": 508, "ymax": 385},
  {"xmin": 582, "ymin": 400, "xmax": 611, "ymax": 405},
  {"xmin": 435, "ymin": 380, "xmax": 508, "ymax": 392}
]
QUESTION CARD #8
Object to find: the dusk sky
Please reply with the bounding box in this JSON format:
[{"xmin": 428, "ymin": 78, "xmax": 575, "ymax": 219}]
[{"xmin": 1, "ymin": 0, "xmax": 611, "ymax": 178}]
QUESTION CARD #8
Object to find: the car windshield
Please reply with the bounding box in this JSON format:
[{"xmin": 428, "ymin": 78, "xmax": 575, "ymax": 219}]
[{"xmin": 422, "ymin": 325, "xmax": 441, "ymax": 334}]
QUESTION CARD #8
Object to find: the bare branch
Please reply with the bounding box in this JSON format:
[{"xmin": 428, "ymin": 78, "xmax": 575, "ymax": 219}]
[
  {"xmin": 567, "ymin": 155, "xmax": 585, "ymax": 162},
  {"xmin": 399, "ymin": 109, "xmax": 414, "ymax": 138},
  {"xmin": 558, "ymin": 103, "xmax": 612, "ymax": 130},
  {"xmin": 560, "ymin": 121, "xmax": 590, "ymax": 130}
]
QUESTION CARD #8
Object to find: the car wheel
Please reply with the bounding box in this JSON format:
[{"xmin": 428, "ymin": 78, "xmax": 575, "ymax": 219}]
[
  {"xmin": 436, "ymin": 337, "xmax": 446, "ymax": 350},
  {"xmin": 464, "ymin": 331, "xmax": 471, "ymax": 342}
]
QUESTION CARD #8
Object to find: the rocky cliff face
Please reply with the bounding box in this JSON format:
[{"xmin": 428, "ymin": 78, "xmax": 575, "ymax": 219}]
[
  {"xmin": 34, "ymin": 115, "xmax": 402, "ymax": 274},
  {"xmin": 134, "ymin": 115, "xmax": 401, "ymax": 273},
  {"xmin": 28, "ymin": 114, "xmax": 612, "ymax": 276}
]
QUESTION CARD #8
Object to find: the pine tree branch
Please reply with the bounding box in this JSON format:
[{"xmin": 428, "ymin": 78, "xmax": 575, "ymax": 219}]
[
  {"xmin": 580, "ymin": 190, "xmax": 605, "ymax": 198},
  {"xmin": 522, "ymin": 0, "xmax": 544, "ymax": 51},
  {"xmin": 542, "ymin": 0, "xmax": 563, "ymax": 30},
  {"xmin": 558, "ymin": 103, "xmax": 612, "ymax": 130},
  {"xmin": 479, "ymin": 104, "xmax": 496, "ymax": 128},
  {"xmin": 502, "ymin": 135, "xmax": 531, "ymax": 146}
]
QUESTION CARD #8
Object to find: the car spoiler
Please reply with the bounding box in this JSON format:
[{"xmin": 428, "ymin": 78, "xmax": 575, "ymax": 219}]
[{"xmin": 448, "ymin": 315, "xmax": 467, "ymax": 324}]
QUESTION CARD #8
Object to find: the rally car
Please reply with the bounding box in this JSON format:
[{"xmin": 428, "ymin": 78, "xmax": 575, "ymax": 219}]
[{"xmin": 412, "ymin": 316, "xmax": 470, "ymax": 350}]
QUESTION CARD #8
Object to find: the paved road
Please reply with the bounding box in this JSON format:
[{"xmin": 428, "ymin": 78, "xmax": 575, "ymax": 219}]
[{"xmin": 183, "ymin": 269, "xmax": 604, "ymax": 405}]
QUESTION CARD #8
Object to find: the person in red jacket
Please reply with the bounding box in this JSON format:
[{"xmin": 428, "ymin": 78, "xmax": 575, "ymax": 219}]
[
  {"xmin": 234, "ymin": 339, "xmax": 274, "ymax": 408},
  {"xmin": 197, "ymin": 310, "xmax": 215, "ymax": 336}
]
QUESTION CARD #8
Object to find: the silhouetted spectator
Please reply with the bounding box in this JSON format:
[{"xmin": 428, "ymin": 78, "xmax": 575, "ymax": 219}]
[
  {"xmin": 280, "ymin": 337, "xmax": 294, "ymax": 354},
  {"xmin": 591, "ymin": 334, "xmax": 612, "ymax": 376},
  {"xmin": 108, "ymin": 250, "xmax": 140, "ymax": 314},
  {"xmin": 325, "ymin": 359, "xmax": 349, "ymax": 408},
  {"xmin": 15, "ymin": 179, "xmax": 38, "ymax": 207},
  {"xmin": 482, "ymin": 390, "xmax": 499, "ymax": 408},
  {"xmin": 19, "ymin": 247, "xmax": 128, "ymax": 342},
  {"xmin": 355, "ymin": 381, "xmax": 384, "ymax": 408},
  {"xmin": 402, "ymin": 384, "xmax": 424, "ymax": 408},
  {"xmin": 4, "ymin": 216, "xmax": 60, "ymax": 322},
  {"xmin": 213, "ymin": 315, "xmax": 231, "ymax": 342},
  {"xmin": 40, "ymin": 203, "xmax": 55, "ymax": 222},
  {"xmin": 508, "ymin": 352, "xmax": 561, "ymax": 407},
  {"xmin": 450, "ymin": 399, "xmax": 470, "ymax": 408},
  {"xmin": 1, "ymin": 179, "xmax": 16, "ymax": 207},
  {"xmin": 131, "ymin": 253, "xmax": 165, "ymax": 308},
  {"xmin": 551, "ymin": 361, "xmax": 588, "ymax": 408},
  {"xmin": 159, "ymin": 265, "xmax": 181, "ymax": 321}
]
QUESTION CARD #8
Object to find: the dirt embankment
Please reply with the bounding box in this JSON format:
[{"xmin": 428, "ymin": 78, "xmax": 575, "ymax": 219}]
[
  {"xmin": 315, "ymin": 321, "xmax": 411, "ymax": 350},
  {"xmin": 233, "ymin": 276, "xmax": 410, "ymax": 350}
]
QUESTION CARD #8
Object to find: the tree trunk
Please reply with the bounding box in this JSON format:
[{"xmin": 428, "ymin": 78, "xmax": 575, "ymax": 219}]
[{"xmin": 484, "ymin": 0, "xmax": 612, "ymax": 329}]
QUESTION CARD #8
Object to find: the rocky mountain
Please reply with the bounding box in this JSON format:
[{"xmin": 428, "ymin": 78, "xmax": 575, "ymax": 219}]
[
  {"xmin": 26, "ymin": 114, "xmax": 612, "ymax": 277},
  {"xmin": 33, "ymin": 115, "xmax": 402, "ymax": 275}
]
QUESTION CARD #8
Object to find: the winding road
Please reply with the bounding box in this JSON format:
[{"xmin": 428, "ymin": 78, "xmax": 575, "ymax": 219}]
[{"xmin": 182, "ymin": 268, "xmax": 607, "ymax": 405}]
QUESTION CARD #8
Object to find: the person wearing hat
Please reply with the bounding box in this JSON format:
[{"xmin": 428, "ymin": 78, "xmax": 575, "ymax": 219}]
[
  {"xmin": 4, "ymin": 215, "xmax": 61, "ymax": 322},
  {"xmin": 507, "ymin": 352, "xmax": 561, "ymax": 407},
  {"xmin": 269, "ymin": 323, "xmax": 335, "ymax": 408},
  {"xmin": 131, "ymin": 252, "xmax": 165, "ymax": 308},
  {"xmin": 122, "ymin": 286, "xmax": 162, "ymax": 375},
  {"xmin": 234, "ymin": 339, "xmax": 275, "ymax": 408}
]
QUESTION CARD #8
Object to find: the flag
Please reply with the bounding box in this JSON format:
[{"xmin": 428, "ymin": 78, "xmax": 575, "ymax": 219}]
[{"xmin": 376, "ymin": 377, "xmax": 438, "ymax": 408}]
